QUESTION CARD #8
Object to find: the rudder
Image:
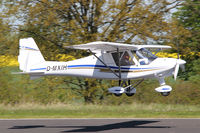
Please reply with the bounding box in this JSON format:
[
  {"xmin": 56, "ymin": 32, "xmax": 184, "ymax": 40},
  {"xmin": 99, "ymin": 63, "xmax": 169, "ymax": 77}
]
[{"xmin": 18, "ymin": 38, "xmax": 45, "ymax": 72}]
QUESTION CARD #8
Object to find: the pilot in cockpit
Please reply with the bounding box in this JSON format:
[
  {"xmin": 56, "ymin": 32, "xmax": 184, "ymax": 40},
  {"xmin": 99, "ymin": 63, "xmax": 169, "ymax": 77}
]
[{"xmin": 121, "ymin": 52, "xmax": 131, "ymax": 66}]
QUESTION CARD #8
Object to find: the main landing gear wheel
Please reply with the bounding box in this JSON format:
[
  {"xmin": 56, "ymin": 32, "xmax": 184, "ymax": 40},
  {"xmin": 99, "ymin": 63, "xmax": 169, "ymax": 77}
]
[
  {"xmin": 125, "ymin": 93, "xmax": 135, "ymax": 97},
  {"xmin": 114, "ymin": 93, "xmax": 122, "ymax": 97},
  {"xmin": 161, "ymin": 92, "xmax": 170, "ymax": 96}
]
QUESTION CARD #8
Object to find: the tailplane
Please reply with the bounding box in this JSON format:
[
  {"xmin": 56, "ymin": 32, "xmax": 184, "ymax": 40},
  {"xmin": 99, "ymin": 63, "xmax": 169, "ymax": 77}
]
[{"xmin": 18, "ymin": 37, "xmax": 45, "ymax": 72}]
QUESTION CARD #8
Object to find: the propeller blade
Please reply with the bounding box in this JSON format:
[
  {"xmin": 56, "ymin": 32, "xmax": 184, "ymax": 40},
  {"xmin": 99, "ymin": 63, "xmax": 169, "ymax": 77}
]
[
  {"xmin": 180, "ymin": 64, "xmax": 185, "ymax": 72},
  {"xmin": 174, "ymin": 63, "xmax": 180, "ymax": 80}
]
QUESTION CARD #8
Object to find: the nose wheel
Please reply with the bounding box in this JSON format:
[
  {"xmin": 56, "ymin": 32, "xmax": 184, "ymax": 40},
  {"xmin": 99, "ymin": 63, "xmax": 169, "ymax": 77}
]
[
  {"xmin": 156, "ymin": 78, "xmax": 172, "ymax": 96},
  {"xmin": 161, "ymin": 92, "xmax": 170, "ymax": 96}
]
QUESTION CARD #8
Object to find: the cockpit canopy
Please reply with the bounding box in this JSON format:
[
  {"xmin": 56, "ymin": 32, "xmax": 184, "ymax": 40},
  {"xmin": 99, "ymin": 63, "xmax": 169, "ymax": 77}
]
[
  {"xmin": 136, "ymin": 48, "xmax": 157, "ymax": 60},
  {"xmin": 110, "ymin": 48, "xmax": 157, "ymax": 66},
  {"xmin": 135, "ymin": 48, "xmax": 157, "ymax": 65}
]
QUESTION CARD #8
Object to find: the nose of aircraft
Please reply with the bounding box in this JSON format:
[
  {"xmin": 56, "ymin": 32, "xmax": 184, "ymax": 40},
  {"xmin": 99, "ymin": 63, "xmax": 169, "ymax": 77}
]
[{"xmin": 177, "ymin": 59, "xmax": 186, "ymax": 65}]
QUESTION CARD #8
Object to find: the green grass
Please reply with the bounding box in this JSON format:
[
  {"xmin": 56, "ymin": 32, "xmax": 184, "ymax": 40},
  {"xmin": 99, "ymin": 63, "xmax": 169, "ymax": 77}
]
[{"xmin": 0, "ymin": 103, "xmax": 200, "ymax": 119}]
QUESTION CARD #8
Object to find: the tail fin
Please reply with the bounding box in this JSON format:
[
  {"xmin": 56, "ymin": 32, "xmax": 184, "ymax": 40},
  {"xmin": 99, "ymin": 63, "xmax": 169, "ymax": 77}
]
[{"xmin": 18, "ymin": 38, "xmax": 45, "ymax": 72}]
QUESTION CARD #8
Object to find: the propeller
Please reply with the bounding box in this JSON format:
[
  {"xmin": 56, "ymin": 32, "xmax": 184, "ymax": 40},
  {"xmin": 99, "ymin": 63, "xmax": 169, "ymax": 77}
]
[
  {"xmin": 174, "ymin": 39, "xmax": 179, "ymax": 80},
  {"xmin": 180, "ymin": 65, "xmax": 185, "ymax": 72},
  {"xmin": 174, "ymin": 62, "xmax": 179, "ymax": 80},
  {"xmin": 173, "ymin": 39, "xmax": 186, "ymax": 80}
]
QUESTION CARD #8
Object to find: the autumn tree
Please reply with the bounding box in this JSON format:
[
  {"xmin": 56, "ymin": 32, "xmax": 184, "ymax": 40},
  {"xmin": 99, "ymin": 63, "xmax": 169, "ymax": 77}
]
[
  {"xmin": 2, "ymin": 0, "xmax": 190, "ymax": 103},
  {"xmin": 174, "ymin": 0, "xmax": 200, "ymax": 53},
  {"xmin": 0, "ymin": 16, "xmax": 16, "ymax": 55},
  {"xmin": 4, "ymin": 0, "xmax": 187, "ymax": 47},
  {"xmin": 173, "ymin": 0, "xmax": 200, "ymax": 80}
]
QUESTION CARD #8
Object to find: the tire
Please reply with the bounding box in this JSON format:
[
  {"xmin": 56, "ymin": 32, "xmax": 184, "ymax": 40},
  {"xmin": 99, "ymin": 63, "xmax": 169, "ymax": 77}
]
[
  {"xmin": 114, "ymin": 93, "xmax": 122, "ymax": 97},
  {"xmin": 161, "ymin": 92, "xmax": 170, "ymax": 96},
  {"xmin": 126, "ymin": 93, "xmax": 135, "ymax": 97}
]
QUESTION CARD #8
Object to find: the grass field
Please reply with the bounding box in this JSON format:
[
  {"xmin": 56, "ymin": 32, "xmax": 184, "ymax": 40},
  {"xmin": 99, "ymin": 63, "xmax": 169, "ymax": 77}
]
[{"xmin": 0, "ymin": 103, "xmax": 200, "ymax": 119}]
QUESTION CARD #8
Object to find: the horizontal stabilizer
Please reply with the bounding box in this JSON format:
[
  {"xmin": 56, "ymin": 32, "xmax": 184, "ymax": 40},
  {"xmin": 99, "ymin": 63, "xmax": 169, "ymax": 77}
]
[
  {"xmin": 12, "ymin": 72, "xmax": 44, "ymax": 80},
  {"xmin": 12, "ymin": 72, "xmax": 44, "ymax": 75}
]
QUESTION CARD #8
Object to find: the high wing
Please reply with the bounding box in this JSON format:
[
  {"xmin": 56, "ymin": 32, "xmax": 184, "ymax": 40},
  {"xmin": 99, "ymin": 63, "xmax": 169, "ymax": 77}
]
[{"xmin": 65, "ymin": 41, "xmax": 171, "ymax": 52}]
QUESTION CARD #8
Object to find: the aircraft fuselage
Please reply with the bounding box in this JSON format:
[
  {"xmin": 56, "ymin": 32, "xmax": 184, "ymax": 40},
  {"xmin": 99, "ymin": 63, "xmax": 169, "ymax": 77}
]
[{"xmin": 29, "ymin": 54, "xmax": 180, "ymax": 80}]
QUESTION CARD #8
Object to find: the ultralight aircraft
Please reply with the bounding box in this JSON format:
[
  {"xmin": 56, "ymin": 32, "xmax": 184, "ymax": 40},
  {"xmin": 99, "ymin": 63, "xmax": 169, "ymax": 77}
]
[{"xmin": 17, "ymin": 37, "xmax": 186, "ymax": 96}]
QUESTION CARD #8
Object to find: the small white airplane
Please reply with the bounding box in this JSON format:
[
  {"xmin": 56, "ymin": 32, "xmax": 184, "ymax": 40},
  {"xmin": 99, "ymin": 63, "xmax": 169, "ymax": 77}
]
[{"xmin": 17, "ymin": 37, "xmax": 186, "ymax": 97}]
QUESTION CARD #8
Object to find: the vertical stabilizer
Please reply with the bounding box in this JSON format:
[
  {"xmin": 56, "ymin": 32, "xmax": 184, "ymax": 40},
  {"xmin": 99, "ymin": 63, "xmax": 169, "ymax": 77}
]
[{"xmin": 18, "ymin": 38, "xmax": 45, "ymax": 72}]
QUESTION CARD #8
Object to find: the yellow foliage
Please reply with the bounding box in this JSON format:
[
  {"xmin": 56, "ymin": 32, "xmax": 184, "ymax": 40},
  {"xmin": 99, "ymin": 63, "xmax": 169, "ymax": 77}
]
[
  {"xmin": 0, "ymin": 55, "xmax": 19, "ymax": 67},
  {"xmin": 56, "ymin": 54, "xmax": 76, "ymax": 61},
  {"xmin": 0, "ymin": 54, "xmax": 76, "ymax": 67},
  {"xmin": 156, "ymin": 52, "xmax": 200, "ymax": 58},
  {"xmin": 156, "ymin": 52, "xmax": 178, "ymax": 58}
]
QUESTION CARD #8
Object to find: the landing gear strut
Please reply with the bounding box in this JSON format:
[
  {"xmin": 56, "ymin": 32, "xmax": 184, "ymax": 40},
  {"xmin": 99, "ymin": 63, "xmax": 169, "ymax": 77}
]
[{"xmin": 125, "ymin": 80, "xmax": 135, "ymax": 97}]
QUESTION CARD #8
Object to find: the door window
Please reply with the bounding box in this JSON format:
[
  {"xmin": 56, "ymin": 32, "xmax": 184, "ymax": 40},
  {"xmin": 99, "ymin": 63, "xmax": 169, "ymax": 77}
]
[{"xmin": 111, "ymin": 51, "xmax": 134, "ymax": 66}]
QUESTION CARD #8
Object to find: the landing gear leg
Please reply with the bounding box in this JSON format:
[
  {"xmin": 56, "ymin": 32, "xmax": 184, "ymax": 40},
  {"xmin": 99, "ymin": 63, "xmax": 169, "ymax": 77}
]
[{"xmin": 125, "ymin": 80, "xmax": 135, "ymax": 97}]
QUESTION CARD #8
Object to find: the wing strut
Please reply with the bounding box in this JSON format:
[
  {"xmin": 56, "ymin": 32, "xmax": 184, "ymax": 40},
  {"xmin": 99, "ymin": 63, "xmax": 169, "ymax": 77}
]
[
  {"xmin": 88, "ymin": 49, "xmax": 120, "ymax": 78},
  {"xmin": 117, "ymin": 48, "xmax": 121, "ymax": 80}
]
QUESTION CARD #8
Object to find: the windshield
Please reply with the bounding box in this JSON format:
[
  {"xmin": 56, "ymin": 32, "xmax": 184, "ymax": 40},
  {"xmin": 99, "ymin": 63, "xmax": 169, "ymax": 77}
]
[{"xmin": 136, "ymin": 48, "xmax": 157, "ymax": 60}]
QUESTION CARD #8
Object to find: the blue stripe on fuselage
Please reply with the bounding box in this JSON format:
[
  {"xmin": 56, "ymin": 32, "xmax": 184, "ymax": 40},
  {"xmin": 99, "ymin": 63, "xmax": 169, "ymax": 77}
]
[
  {"xmin": 30, "ymin": 65, "xmax": 157, "ymax": 71},
  {"xmin": 30, "ymin": 68, "xmax": 46, "ymax": 71},
  {"xmin": 67, "ymin": 65, "xmax": 154, "ymax": 70}
]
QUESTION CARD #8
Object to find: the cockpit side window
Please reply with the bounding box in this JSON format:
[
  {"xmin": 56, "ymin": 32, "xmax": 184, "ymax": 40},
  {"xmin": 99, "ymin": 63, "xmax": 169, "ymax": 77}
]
[
  {"xmin": 111, "ymin": 52, "xmax": 123, "ymax": 66},
  {"xmin": 111, "ymin": 51, "xmax": 134, "ymax": 66}
]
